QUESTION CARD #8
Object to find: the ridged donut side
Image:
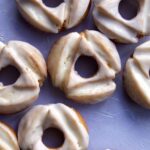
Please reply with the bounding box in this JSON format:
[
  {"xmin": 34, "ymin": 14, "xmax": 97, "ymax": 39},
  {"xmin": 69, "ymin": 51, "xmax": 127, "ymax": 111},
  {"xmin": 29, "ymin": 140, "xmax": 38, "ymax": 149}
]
[
  {"xmin": 48, "ymin": 32, "xmax": 81, "ymax": 89},
  {"xmin": 64, "ymin": 0, "xmax": 91, "ymax": 29}
]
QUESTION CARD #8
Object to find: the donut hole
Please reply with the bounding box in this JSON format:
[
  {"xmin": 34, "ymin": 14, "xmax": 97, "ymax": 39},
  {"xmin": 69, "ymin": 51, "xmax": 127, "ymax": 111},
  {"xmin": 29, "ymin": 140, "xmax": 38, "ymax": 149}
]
[
  {"xmin": 42, "ymin": 128, "xmax": 65, "ymax": 148},
  {"xmin": 119, "ymin": 0, "xmax": 140, "ymax": 20},
  {"xmin": 42, "ymin": 0, "xmax": 63, "ymax": 7},
  {"xmin": 0, "ymin": 65, "xmax": 20, "ymax": 86},
  {"xmin": 75, "ymin": 55, "xmax": 99, "ymax": 78}
]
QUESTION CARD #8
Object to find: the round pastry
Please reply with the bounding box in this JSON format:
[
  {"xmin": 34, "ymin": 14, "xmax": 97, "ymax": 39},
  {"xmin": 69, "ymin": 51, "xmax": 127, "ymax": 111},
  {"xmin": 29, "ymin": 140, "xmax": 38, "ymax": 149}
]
[
  {"xmin": 93, "ymin": 0, "xmax": 150, "ymax": 43},
  {"xmin": 18, "ymin": 103, "xmax": 89, "ymax": 150},
  {"xmin": 0, "ymin": 41, "xmax": 47, "ymax": 114},
  {"xmin": 48, "ymin": 30, "xmax": 121, "ymax": 104},
  {"xmin": 124, "ymin": 41, "xmax": 150, "ymax": 108},
  {"xmin": 0, "ymin": 121, "xmax": 19, "ymax": 150},
  {"xmin": 16, "ymin": 0, "xmax": 91, "ymax": 33}
]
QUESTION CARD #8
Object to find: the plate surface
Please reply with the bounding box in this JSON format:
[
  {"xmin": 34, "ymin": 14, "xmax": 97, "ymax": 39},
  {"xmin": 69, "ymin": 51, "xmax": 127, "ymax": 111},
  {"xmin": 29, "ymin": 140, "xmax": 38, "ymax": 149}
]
[{"xmin": 0, "ymin": 1, "xmax": 150, "ymax": 150}]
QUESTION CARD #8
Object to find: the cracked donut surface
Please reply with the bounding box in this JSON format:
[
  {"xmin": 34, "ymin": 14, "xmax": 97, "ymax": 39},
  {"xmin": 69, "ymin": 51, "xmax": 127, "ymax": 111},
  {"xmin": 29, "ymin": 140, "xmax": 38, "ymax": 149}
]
[
  {"xmin": 48, "ymin": 30, "xmax": 121, "ymax": 104},
  {"xmin": 0, "ymin": 41, "xmax": 47, "ymax": 114},
  {"xmin": 93, "ymin": 0, "xmax": 150, "ymax": 43},
  {"xmin": 0, "ymin": 122, "xmax": 19, "ymax": 150},
  {"xmin": 18, "ymin": 103, "xmax": 89, "ymax": 150},
  {"xmin": 16, "ymin": 0, "xmax": 91, "ymax": 33},
  {"xmin": 124, "ymin": 41, "xmax": 150, "ymax": 108}
]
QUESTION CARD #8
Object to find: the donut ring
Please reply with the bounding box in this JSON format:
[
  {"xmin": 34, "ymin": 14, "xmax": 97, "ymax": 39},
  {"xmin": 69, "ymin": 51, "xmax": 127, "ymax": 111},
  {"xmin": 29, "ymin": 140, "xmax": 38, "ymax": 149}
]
[
  {"xmin": 16, "ymin": 0, "xmax": 91, "ymax": 33},
  {"xmin": 0, "ymin": 41, "xmax": 47, "ymax": 114},
  {"xmin": 93, "ymin": 0, "xmax": 150, "ymax": 43},
  {"xmin": 18, "ymin": 103, "xmax": 89, "ymax": 150},
  {"xmin": 48, "ymin": 30, "xmax": 121, "ymax": 104},
  {"xmin": 0, "ymin": 122, "xmax": 19, "ymax": 150},
  {"xmin": 124, "ymin": 41, "xmax": 150, "ymax": 108}
]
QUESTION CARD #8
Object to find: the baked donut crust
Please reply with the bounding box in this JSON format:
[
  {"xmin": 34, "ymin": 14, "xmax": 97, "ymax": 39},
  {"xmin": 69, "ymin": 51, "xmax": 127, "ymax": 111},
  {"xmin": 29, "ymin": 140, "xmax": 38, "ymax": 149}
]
[
  {"xmin": 48, "ymin": 30, "xmax": 121, "ymax": 104},
  {"xmin": 18, "ymin": 103, "xmax": 89, "ymax": 150},
  {"xmin": 124, "ymin": 41, "xmax": 150, "ymax": 108},
  {"xmin": 16, "ymin": 0, "xmax": 91, "ymax": 33},
  {"xmin": 0, "ymin": 121, "xmax": 19, "ymax": 150},
  {"xmin": 0, "ymin": 41, "xmax": 47, "ymax": 114},
  {"xmin": 93, "ymin": 0, "xmax": 150, "ymax": 43}
]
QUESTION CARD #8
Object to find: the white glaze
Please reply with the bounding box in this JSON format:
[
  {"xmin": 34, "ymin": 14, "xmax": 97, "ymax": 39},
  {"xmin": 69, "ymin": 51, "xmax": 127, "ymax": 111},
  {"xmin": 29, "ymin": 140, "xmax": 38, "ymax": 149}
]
[
  {"xmin": 93, "ymin": 0, "xmax": 150, "ymax": 43},
  {"xmin": 0, "ymin": 41, "xmax": 47, "ymax": 114},
  {"xmin": 48, "ymin": 30, "xmax": 121, "ymax": 104},
  {"xmin": 18, "ymin": 103, "xmax": 89, "ymax": 150}
]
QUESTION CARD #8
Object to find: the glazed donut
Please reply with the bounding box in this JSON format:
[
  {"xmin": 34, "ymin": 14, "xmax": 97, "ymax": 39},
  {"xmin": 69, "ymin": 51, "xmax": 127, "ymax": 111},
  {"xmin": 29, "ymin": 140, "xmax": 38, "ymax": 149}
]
[
  {"xmin": 124, "ymin": 41, "xmax": 150, "ymax": 108},
  {"xmin": 0, "ymin": 41, "xmax": 47, "ymax": 114},
  {"xmin": 0, "ymin": 122, "xmax": 19, "ymax": 150},
  {"xmin": 48, "ymin": 30, "xmax": 121, "ymax": 104},
  {"xmin": 16, "ymin": 0, "xmax": 91, "ymax": 33},
  {"xmin": 93, "ymin": 0, "xmax": 150, "ymax": 43},
  {"xmin": 18, "ymin": 103, "xmax": 89, "ymax": 150}
]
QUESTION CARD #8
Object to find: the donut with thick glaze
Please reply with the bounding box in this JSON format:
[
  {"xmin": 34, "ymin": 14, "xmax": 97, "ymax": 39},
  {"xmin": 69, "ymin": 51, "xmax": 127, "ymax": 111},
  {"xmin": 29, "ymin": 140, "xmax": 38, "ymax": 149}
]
[
  {"xmin": 18, "ymin": 103, "xmax": 89, "ymax": 150},
  {"xmin": 93, "ymin": 0, "xmax": 150, "ymax": 43},
  {"xmin": 48, "ymin": 30, "xmax": 121, "ymax": 104},
  {"xmin": 16, "ymin": 0, "xmax": 91, "ymax": 33},
  {"xmin": 0, "ymin": 41, "xmax": 47, "ymax": 114},
  {"xmin": 124, "ymin": 41, "xmax": 150, "ymax": 108}
]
